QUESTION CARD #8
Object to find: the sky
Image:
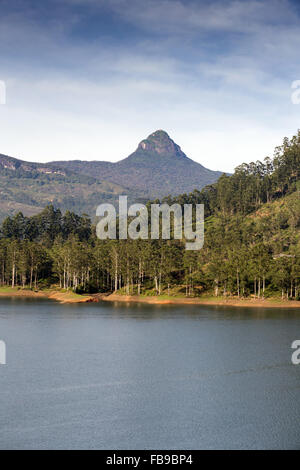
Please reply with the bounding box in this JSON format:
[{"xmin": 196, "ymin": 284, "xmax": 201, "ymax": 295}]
[{"xmin": 0, "ymin": 0, "xmax": 300, "ymax": 172}]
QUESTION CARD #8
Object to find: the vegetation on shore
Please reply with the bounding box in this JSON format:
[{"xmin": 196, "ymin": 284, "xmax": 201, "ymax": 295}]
[
  {"xmin": 0, "ymin": 286, "xmax": 95, "ymax": 303},
  {"xmin": 0, "ymin": 130, "xmax": 300, "ymax": 303},
  {"xmin": 1, "ymin": 286, "xmax": 299, "ymax": 308}
]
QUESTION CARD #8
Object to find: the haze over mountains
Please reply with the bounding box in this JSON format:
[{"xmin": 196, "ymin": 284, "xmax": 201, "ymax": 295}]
[{"xmin": 0, "ymin": 130, "xmax": 223, "ymax": 221}]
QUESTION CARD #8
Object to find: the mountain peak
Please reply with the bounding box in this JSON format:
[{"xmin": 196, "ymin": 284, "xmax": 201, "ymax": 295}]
[
  {"xmin": 137, "ymin": 130, "xmax": 187, "ymax": 159},
  {"xmin": 0, "ymin": 132, "xmax": 224, "ymax": 220},
  {"xmin": 149, "ymin": 129, "xmax": 170, "ymax": 140}
]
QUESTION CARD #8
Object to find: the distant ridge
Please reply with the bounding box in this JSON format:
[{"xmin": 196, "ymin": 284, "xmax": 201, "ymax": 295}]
[
  {"xmin": 0, "ymin": 130, "xmax": 224, "ymax": 221},
  {"xmin": 48, "ymin": 130, "xmax": 223, "ymax": 198}
]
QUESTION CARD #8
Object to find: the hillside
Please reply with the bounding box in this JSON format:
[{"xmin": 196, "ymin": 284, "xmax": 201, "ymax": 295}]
[
  {"xmin": 48, "ymin": 130, "xmax": 223, "ymax": 198},
  {"xmin": 0, "ymin": 153, "xmax": 132, "ymax": 222},
  {"xmin": 0, "ymin": 129, "xmax": 300, "ymax": 300},
  {"xmin": 0, "ymin": 130, "xmax": 223, "ymax": 221}
]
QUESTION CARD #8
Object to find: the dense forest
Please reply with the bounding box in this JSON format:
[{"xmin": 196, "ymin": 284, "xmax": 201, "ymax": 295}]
[{"xmin": 1, "ymin": 131, "xmax": 300, "ymax": 299}]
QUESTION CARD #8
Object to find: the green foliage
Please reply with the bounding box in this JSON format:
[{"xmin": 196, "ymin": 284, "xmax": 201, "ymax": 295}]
[{"xmin": 1, "ymin": 130, "xmax": 300, "ymax": 298}]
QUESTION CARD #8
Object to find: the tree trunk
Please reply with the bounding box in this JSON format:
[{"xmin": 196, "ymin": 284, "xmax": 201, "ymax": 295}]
[
  {"xmin": 30, "ymin": 266, "xmax": 33, "ymax": 289},
  {"xmin": 154, "ymin": 275, "xmax": 158, "ymax": 294},
  {"xmin": 11, "ymin": 258, "xmax": 15, "ymax": 288},
  {"xmin": 214, "ymin": 278, "xmax": 219, "ymax": 297}
]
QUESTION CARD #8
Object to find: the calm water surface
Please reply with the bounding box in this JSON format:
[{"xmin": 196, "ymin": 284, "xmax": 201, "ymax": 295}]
[{"xmin": 0, "ymin": 298, "xmax": 299, "ymax": 449}]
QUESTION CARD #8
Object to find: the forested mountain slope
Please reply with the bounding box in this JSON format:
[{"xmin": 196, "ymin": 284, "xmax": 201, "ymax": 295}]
[
  {"xmin": 0, "ymin": 153, "xmax": 138, "ymax": 222},
  {"xmin": 1, "ymin": 130, "xmax": 300, "ymax": 299}
]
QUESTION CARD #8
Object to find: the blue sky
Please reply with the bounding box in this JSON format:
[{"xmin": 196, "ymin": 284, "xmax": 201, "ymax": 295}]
[{"xmin": 0, "ymin": 0, "xmax": 300, "ymax": 171}]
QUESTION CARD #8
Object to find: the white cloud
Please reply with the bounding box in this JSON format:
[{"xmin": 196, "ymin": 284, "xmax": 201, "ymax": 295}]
[{"xmin": 0, "ymin": 0, "xmax": 300, "ymax": 173}]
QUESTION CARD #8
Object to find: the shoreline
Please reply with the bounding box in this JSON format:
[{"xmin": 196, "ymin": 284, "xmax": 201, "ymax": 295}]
[
  {"xmin": 0, "ymin": 288, "xmax": 95, "ymax": 304},
  {"xmin": 1, "ymin": 288, "xmax": 300, "ymax": 308},
  {"xmin": 101, "ymin": 293, "xmax": 300, "ymax": 308}
]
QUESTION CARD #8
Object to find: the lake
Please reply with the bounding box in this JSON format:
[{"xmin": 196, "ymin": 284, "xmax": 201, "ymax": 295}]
[{"xmin": 0, "ymin": 298, "xmax": 299, "ymax": 449}]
